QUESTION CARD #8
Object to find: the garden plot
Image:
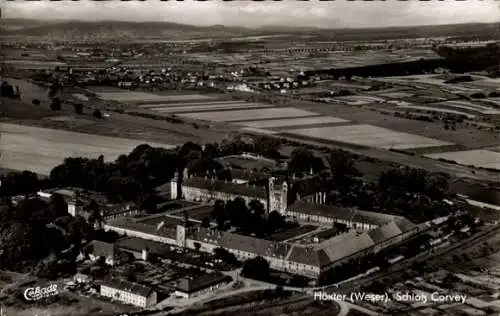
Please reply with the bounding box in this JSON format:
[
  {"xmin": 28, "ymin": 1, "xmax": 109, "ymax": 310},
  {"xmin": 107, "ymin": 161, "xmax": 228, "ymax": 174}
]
[
  {"xmin": 397, "ymin": 105, "xmax": 476, "ymax": 119},
  {"xmin": 138, "ymin": 100, "xmax": 248, "ymax": 109},
  {"xmin": 178, "ymin": 107, "xmax": 319, "ymax": 122},
  {"xmin": 149, "ymin": 103, "xmax": 270, "ymax": 113},
  {"xmin": 0, "ymin": 123, "xmax": 175, "ymax": 176},
  {"xmin": 95, "ymin": 91, "xmax": 214, "ymax": 102},
  {"xmin": 286, "ymin": 124, "xmax": 454, "ymax": 150},
  {"xmin": 426, "ymin": 150, "xmax": 500, "ymax": 170},
  {"xmin": 240, "ymin": 116, "xmax": 348, "ymax": 129}
]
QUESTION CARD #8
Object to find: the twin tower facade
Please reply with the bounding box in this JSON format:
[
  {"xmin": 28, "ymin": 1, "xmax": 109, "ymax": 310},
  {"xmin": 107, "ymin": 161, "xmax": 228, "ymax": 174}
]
[{"xmin": 170, "ymin": 168, "xmax": 288, "ymax": 214}]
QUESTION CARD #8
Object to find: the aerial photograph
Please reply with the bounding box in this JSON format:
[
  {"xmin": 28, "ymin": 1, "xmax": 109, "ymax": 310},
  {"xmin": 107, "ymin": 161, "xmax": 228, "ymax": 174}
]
[{"xmin": 0, "ymin": 1, "xmax": 499, "ymax": 315}]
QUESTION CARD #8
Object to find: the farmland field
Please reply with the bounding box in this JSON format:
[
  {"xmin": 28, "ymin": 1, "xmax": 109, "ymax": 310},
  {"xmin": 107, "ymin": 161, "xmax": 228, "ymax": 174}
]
[
  {"xmin": 149, "ymin": 103, "xmax": 271, "ymax": 113},
  {"xmin": 240, "ymin": 116, "xmax": 349, "ymax": 129},
  {"xmin": 138, "ymin": 100, "xmax": 248, "ymax": 108},
  {"xmin": 426, "ymin": 150, "xmax": 500, "ymax": 170},
  {"xmin": 397, "ymin": 105, "xmax": 476, "ymax": 118},
  {"xmin": 296, "ymin": 103, "xmax": 500, "ymax": 149},
  {"xmin": 178, "ymin": 107, "xmax": 320, "ymax": 122},
  {"xmin": 337, "ymin": 95, "xmax": 385, "ymax": 105},
  {"xmin": 240, "ymin": 127, "xmax": 278, "ymax": 135},
  {"xmin": 94, "ymin": 91, "xmax": 214, "ymax": 102},
  {"xmin": 438, "ymin": 101, "xmax": 500, "ymax": 115},
  {"xmin": 285, "ymin": 124, "xmax": 454, "ymax": 150},
  {"xmin": 0, "ymin": 123, "xmax": 175, "ymax": 175},
  {"xmin": 377, "ymin": 92, "xmax": 414, "ymax": 98}
]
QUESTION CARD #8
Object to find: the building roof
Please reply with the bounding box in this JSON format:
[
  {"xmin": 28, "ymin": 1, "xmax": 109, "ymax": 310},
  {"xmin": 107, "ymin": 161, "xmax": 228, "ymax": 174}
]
[
  {"xmin": 286, "ymin": 217, "xmax": 418, "ymax": 268},
  {"xmin": 182, "ymin": 176, "xmax": 268, "ymax": 199},
  {"xmin": 116, "ymin": 237, "xmax": 170, "ymax": 256},
  {"xmin": 106, "ymin": 218, "xmax": 177, "ymax": 240},
  {"xmin": 285, "ymin": 246, "xmax": 331, "ymax": 267},
  {"xmin": 286, "ymin": 201, "xmax": 398, "ymax": 226},
  {"xmin": 228, "ymin": 169, "xmax": 269, "ymax": 182},
  {"xmin": 175, "ymin": 273, "xmax": 232, "ymax": 294},
  {"xmin": 53, "ymin": 188, "xmax": 77, "ymax": 198},
  {"xmin": 102, "ymin": 203, "xmax": 137, "ymax": 216},
  {"xmin": 188, "ymin": 227, "xmax": 291, "ymax": 259},
  {"xmin": 87, "ymin": 240, "xmax": 116, "ymax": 259},
  {"xmin": 101, "ymin": 278, "xmax": 154, "ymax": 297}
]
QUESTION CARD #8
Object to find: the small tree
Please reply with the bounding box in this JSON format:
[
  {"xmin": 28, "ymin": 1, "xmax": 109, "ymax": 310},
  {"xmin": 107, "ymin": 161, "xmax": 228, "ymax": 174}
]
[
  {"xmin": 73, "ymin": 103, "xmax": 84, "ymax": 114},
  {"xmin": 201, "ymin": 216, "xmax": 210, "ymax": 228},
  {"xmin": 92, "ymin": 109, "xmax": 103, "ymax": 118},
  {"xmin": 50, "ymin": 98, "xmax": 62, "ymax": 111}
]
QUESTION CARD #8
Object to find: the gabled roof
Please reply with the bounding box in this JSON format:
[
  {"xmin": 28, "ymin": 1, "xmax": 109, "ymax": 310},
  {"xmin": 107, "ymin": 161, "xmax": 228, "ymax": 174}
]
[
  {"xmin": 101, "ymin": 278, "xmax": 154, "ymax": 297},
  {"xmin": 286, "ymin": 217, "xmax": 419, "ymax": 268},
  {"xmin": 106, "ymin": 218, "xmax": 177, "ymax": 240},
  {"xmin": 285, "ymin": 246, "xmax": 331, "ymax": 267},
  {"xmin": 318, "ymin": 232, "xmax": 375, "ymax": 264},
  {"xmin": 286, "ymin": 201, "xmax": 398, "ymax": 226},
  {"xmin": 182, "ymin": 176, "xmax": 267, "ymax": 199},
  {"xmin": 116, "ymin": 237, "xmax": 170, "ymax": 256},
  {"xmin": 175, "ymin": 273, "xmax": 232, "ymax": 294},
  {"xmin": 188, "ymin": 227, "xmax": 291, "ymax": 259}
]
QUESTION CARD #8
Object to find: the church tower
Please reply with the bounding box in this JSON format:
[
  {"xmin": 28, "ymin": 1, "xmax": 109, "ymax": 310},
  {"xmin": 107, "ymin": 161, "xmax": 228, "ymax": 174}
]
[
  {"xmin": 280, "ymin": 181, "xmax": 288, "ymax": 214},
  {"xmin": 171, "ymin": 171, "xmax": 179, "ymax": 199},
  {"xmin": 268, "ymin": 177, "xmax": 276, "ymax": 213}
]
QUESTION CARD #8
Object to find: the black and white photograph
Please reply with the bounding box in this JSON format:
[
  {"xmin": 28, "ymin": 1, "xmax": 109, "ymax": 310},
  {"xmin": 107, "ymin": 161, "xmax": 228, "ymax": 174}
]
[{"xmin": 0, "ymin": 1, "xmax": 499, "ymax": 315}]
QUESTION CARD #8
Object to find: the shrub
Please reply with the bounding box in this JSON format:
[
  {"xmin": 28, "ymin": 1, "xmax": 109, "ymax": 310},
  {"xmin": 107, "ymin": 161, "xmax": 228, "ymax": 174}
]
[
  {"xmin": 92, "ymin": 109, "xmax": 102, "ymax": 118},
  {"xmin": 50, "ymin": 98, "xmax": 61, "ymax": 111},
  {"xmin": 73, "ymin": 103, "xmax": 84, "ymax": 114}
]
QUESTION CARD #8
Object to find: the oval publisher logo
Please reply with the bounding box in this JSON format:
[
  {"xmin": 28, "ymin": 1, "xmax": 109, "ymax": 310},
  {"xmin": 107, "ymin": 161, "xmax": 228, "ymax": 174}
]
[{"xmin": 23, "ymin": 284, "xmax": 59, "ymax": 301}]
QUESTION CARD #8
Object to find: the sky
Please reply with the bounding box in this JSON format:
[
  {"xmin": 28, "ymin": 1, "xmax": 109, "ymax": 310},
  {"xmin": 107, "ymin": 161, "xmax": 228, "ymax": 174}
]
[{"xmin": 2, "ymin": 1, "xmax": 499, "ymax": 29}]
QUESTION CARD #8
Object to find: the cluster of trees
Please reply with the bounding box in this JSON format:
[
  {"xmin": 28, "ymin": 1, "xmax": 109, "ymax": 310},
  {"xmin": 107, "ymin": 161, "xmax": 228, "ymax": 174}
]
[
  {"xmin": 207, "ymin": 198, "xmax": 291, "ymax": 237},
  {"xmin": 0, "ymin": 81, "xmax": 19, "ymax": 98},
  {"xmin": 213, "ymin": 247, "xmax": 239, "ymax": 266},
  {"xmin": 289, "ymin": 148, "xmax": 454, "ymax": 223},
  {"xmin": 287, "ymin": 148, "xmax": 325, "ymax": 175},
  {"xmin": 0, "ymin": 194, "xmax": 96, "ymax": 279},
  {"xmin": 1, "ymin": 137, "xmax": 283, "ymax": 207},
  {"xmin": 241, "ymin": 256, "xmax": 270, "ymax": 280}
]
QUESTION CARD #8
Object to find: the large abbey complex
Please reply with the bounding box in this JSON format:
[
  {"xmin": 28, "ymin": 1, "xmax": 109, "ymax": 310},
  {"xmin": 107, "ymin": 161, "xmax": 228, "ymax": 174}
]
[
  {"xmin": 105, "ymin": 174, "xmax": 427, "ymax": 279},
  {"xmin": 170, "ymin": 168, "xmax": 289, "ymax": 214}
]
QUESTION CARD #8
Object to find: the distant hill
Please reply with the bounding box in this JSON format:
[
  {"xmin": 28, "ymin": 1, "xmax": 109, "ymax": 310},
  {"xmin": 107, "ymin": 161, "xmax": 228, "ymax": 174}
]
[
  {"xmin": 0, "ymin": 19, "xmax": 256, "ymax": 40},
  {"xmin": 1, "ymin": 19, "xmax": 499, "ymax": 42}
]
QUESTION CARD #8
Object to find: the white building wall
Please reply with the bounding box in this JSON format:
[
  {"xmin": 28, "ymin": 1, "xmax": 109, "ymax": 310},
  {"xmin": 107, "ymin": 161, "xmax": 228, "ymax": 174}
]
[
  {"xmin": 175, "ymin": 281, "xmax": 229, "ymax": 299},
  {"xmin": 100, "ymin": 285, "xmax": 152, "ymax": 308},
  {"xmin": 103, "ymin": 225, "xmax": 177, "ymax": 245}
]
